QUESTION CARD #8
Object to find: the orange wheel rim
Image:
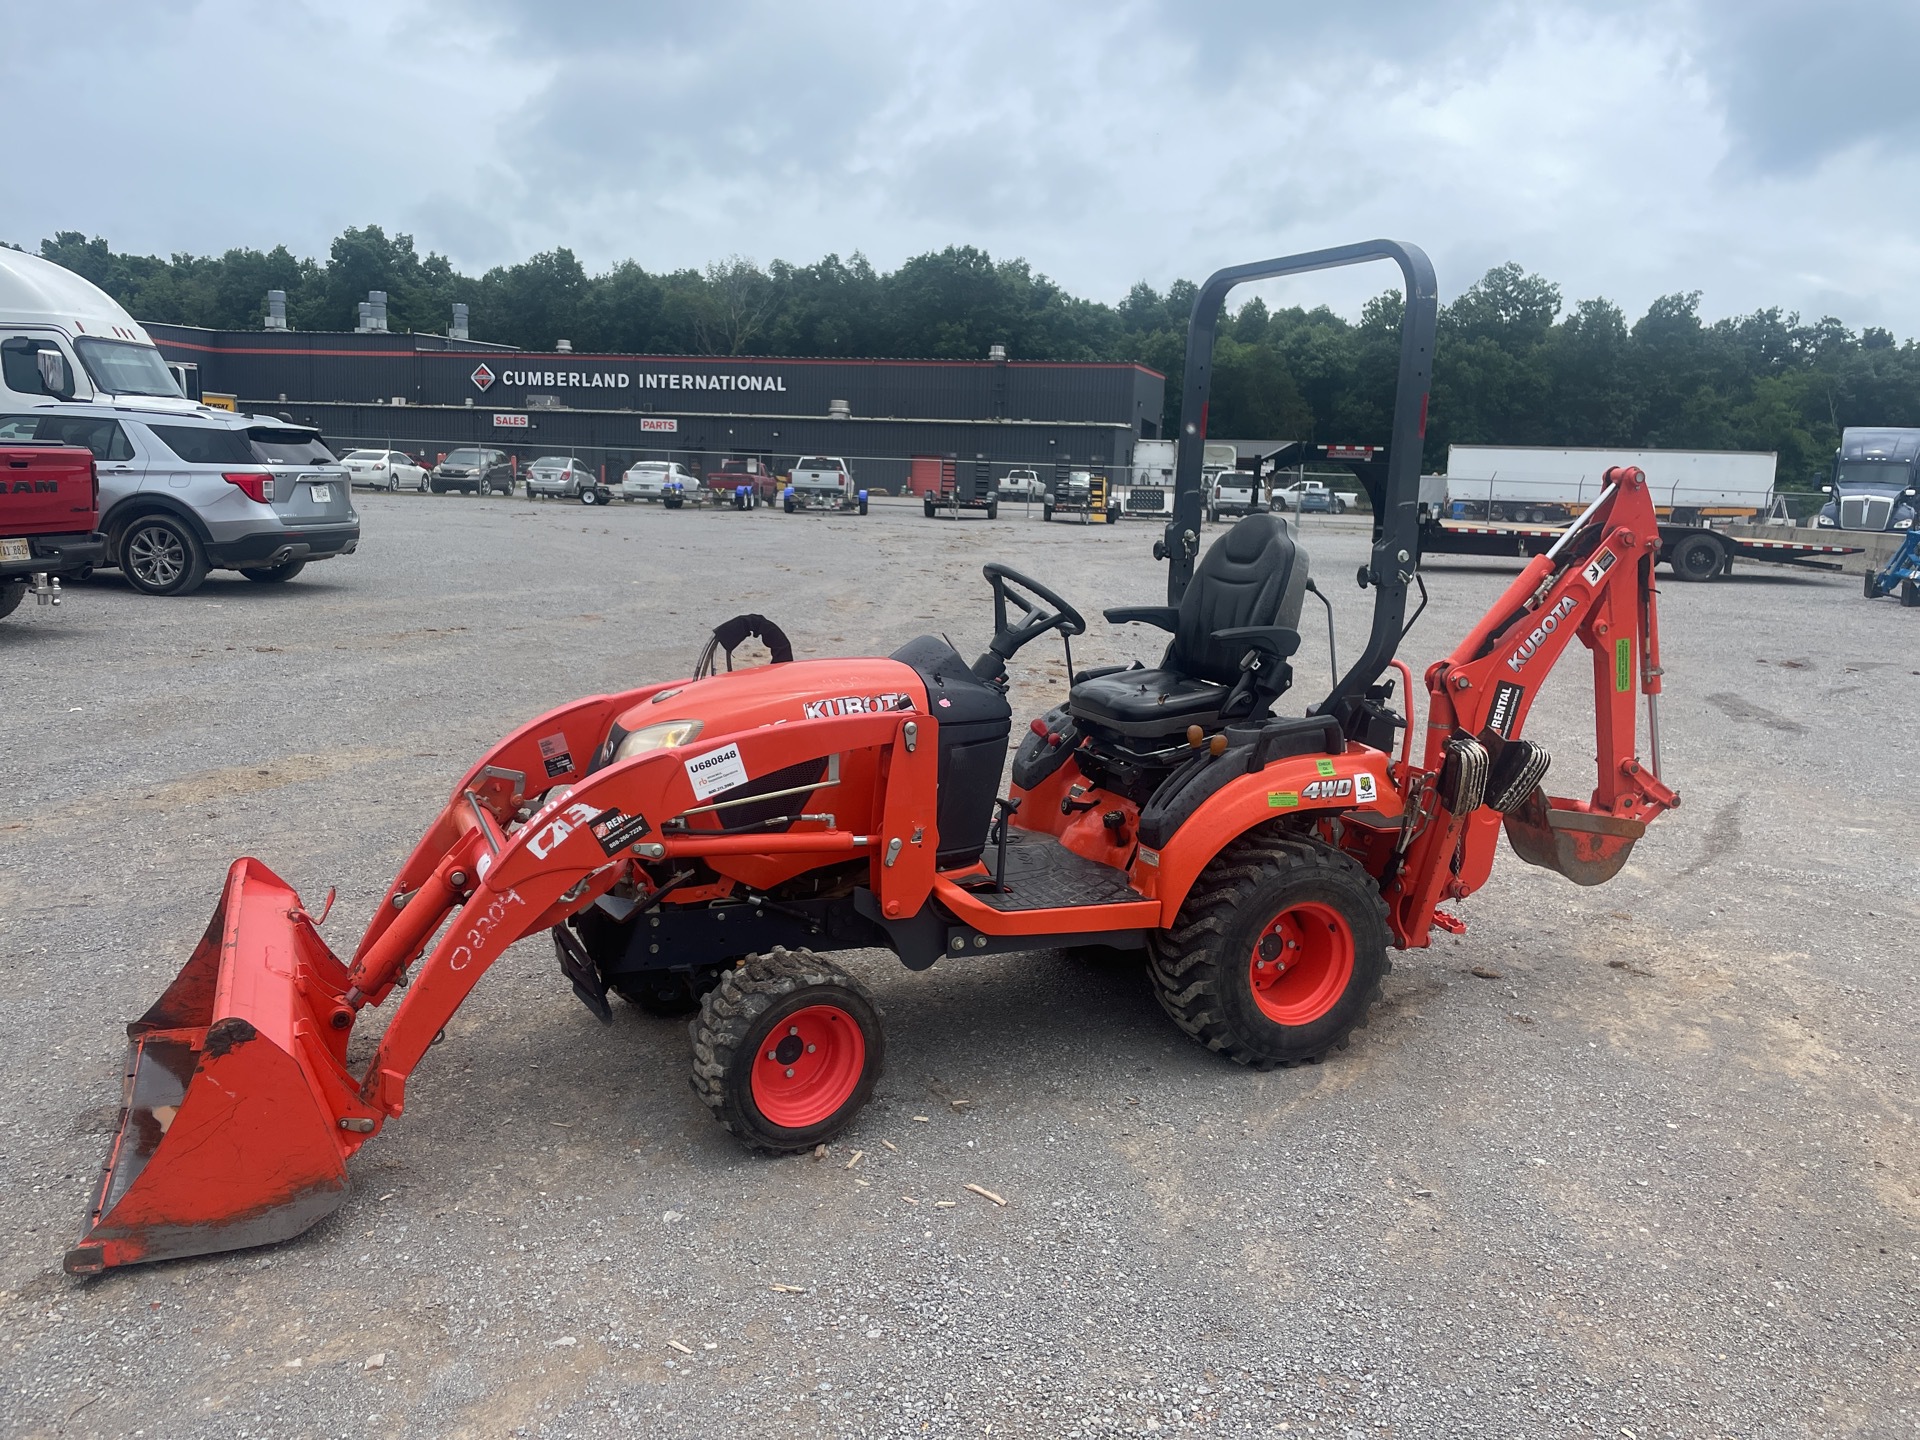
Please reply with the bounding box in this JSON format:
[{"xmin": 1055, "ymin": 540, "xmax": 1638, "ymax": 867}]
[
  {"xmin": 1247, "ymin": 902, "xmax": 1354, "ymax": 1025},
  {"xmin": 749, "ymin": 1004, "xmax": 866, "ymax": 1129}
]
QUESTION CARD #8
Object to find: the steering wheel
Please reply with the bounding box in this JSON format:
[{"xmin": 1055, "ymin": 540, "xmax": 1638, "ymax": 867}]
[{"xmin": 982, "ymin": 562, "xmax": 1087, "ymax": 666}]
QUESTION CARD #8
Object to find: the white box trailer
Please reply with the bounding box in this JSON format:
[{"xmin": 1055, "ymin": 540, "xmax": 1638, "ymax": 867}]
[
  {"xmin": 1113, "ymin": 438, "xmax": 1177, "ymax": 519},
  {"xmin": 1445, "ymin": 445, "xmax": 1778, "ymax": 524}
]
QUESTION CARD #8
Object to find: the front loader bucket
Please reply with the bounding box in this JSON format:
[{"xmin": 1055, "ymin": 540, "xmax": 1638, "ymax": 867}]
[
  {"xmin": 65, "ymin": 859, "xmax": 361, "ymax": 1275},
  {"xmin": 1503, "ymin": 790, "xmax": 1646, "ymax": 887}
]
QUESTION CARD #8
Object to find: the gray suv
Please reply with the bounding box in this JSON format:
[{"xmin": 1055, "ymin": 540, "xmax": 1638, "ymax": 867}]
[
  {"xmin": 0, "ymin": 402, "xmax": 359, "ymax": 595},
  {"xmin": 431, "ymin": 447, "xmax": 514, "ymax": 495}
]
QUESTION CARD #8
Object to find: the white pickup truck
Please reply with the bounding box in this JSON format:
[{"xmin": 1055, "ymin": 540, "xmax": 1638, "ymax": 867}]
[
  {"xmin": 1208, "ymin": 469, "xmax": 1263, "ymax": 521},
  {"xmin": 785, "ymin": 456, "xmax": 867, "ymax": 514},
  {"xmin": 1271, "ymin": 477, "xmax": 1357, "ymax": 514},
  {"xmin": 997, "ymin": 467, "xmax": 1045, "ymax": 500}
]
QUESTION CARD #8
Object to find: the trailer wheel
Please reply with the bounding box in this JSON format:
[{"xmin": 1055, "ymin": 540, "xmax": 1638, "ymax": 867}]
[
  {"xmin": 1042, "ymin": 504, "xmax": 1054, "ymax": 522},
  {"xmin": 1669, "ymin": 533, "xmax": 1724, "ymax": 583},
  {"xmin": 986, "ymin": 499, "xmax": 999, "ymax": 520},
  {"xmin": 691, "ymin": 948, "xmax": 883, "ymax": 1152},
  {"xmin": 581, "ymin": 486, "xmax": 602, "ymax": 506},
  {"xmin": 1148, "ymin": 832, "xmax": 1389, "ymax": 1069}
]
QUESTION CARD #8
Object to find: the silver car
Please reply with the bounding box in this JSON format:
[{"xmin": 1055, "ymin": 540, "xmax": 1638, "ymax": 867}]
[
  {"xmin": 342, "ymin": 448, "xmax": 429, "ymax": 491},
  {"xmin": 0, "ymin": 401, "xmax": 359, "ymax": 595},
  {"xmin": 526, "ymin": 455, "xmax": 596, "ymax": 499}
]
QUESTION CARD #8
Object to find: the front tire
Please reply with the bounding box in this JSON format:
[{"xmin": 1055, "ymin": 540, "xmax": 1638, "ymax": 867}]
[
  {"xmin": 119, "ymin": 514, "xmax": 210, "ymax": 597},
  {"xmin": 691, "ymin": 948, "xmax": 884, "ymax": 1152},
  {"xmin": 1149, "ymin": 832, "xmax": 1389, "ymax": 1069}
]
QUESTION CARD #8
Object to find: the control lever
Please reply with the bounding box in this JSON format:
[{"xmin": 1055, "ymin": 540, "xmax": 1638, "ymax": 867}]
[{"xmin": 989, "ymin": 796, "xmax": 1022, "ymax": 892}]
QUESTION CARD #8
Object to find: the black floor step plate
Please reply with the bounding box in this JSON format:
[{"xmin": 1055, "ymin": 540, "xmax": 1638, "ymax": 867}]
[{"xmin": 964, "ymin": 832, "xmax": 1142, "ymax": 912}]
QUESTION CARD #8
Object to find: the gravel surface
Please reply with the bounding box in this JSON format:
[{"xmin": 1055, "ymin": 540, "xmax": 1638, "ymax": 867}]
[{"xmin": 1, "ymin": 493, "xmax": 1915, "ymax": 1439}]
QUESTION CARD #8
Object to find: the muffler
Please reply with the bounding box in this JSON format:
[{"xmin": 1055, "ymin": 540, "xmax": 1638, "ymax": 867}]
[{"xmin": 64, "ymin": 859, "xmax": 373, "ymax": 1275}]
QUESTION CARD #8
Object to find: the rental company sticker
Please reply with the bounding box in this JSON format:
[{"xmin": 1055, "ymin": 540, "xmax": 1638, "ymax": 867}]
[
  {"xmin": 589, "ymin": 808, "xmax": 651, "ymax": 855},
  {"xmin": 1355, "ymin": 772, "xmax": 1378, "ymax": 804},
  {"xmin": 684, "ymin": 743, "xmax": 749, "ymax": 801}
]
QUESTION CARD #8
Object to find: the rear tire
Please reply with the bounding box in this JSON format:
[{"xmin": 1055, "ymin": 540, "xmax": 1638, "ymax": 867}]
[
  {"xmin": 119, "ymin": 514, "xmax": 209, "ymax": 597},
  {"xmin": 0, "ymin": 580, "xmax": 26, "ymax": 621},
  {"xmin": 1670, "ymin": 533, "xmax": 1724, "ymax": 583},
  {"xmin": 242, "ymin": 557, "xmax": 307, "ymax": 584},
  {"xmin": 1149, "ymin": 832, "xmax": 1389, "ymax": 1069},
  {"xmin": 691, "ymin": 948, "xmax": 884, "ymax": 1152}
]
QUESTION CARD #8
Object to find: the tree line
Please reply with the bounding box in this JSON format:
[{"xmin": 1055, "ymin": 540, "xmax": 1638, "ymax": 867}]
[{"xmin": 26, "ymin": 226, "xmax": 1920, "ymax": 486}]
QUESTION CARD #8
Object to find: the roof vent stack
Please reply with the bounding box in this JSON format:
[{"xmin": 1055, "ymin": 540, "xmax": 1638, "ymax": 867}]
[
  {"xmin": 556, "ymin": 339, "xmax": 573, "ymax": 353},
  {"xmin": 828, "ymin": 398, "xmax": 851, "ymax": 420},
  {"xmin": 264, "ymin": 290, "xmax": 287, "ymax": 330},
  {"xmin": 988, "ymin": 343, "xmax": 1007, "ymax": 361},
  {"xmin": 450, "ymin": 303, "xmax": 469, "ymax": 341},
  {"xmin": 356, "ymin": 291, "xmax": 389, "ymax": 334}
]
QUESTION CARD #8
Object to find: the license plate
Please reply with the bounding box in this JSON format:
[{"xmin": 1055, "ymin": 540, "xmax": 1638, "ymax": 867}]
[
  {"xmin": 0, "ymin": 538, "xmax": 28, "ymax": 562},
  {"xmin": 308, "ymin": 484, "xmax": 332, "ymax": 503}
]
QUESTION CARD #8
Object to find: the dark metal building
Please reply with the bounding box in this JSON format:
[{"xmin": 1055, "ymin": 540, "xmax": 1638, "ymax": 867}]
[{"xmin": 145, "ymin": 324, "xmax": 1165, "ymax": 492}]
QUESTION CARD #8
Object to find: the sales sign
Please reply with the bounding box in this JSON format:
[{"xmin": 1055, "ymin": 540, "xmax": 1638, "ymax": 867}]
[{"xmin": 493, "ymin": 413, "xmax": 529, "ymax": 429}]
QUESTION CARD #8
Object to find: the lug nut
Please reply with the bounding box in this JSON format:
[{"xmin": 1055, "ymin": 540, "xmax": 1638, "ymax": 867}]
[
  {"xmin": 807, "ymin": 1044, "xmax": 816, "ymax": 1054},
  {"xmin": 785, "ymin": 1067, "xmax": 795, "ymax": 1078}
]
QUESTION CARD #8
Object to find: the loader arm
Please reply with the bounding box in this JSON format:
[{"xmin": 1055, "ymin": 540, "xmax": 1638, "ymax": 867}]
[{"xmin": 1389, "ymin": 465, "xmax": 1679, "ymax": 945}]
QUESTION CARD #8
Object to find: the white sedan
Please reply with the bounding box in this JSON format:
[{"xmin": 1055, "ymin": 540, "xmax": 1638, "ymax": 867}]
[
  {"xmin": 620, "ymin": 461, "xmax": 697, "ymax": 505},
  {"xmin": 342, "ymin": 449, "xmax": 429, "ymax": 491}
]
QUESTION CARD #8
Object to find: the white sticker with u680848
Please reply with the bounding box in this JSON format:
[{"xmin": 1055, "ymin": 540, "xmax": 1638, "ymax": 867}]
[{"xmin": 684, "ymin": 743, "xmax": 749, "ymax": 800}]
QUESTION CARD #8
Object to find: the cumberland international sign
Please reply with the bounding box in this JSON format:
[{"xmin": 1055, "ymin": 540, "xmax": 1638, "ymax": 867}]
[{"xmin": 474, "ymin": 363, "xmax": 790, "ymax": 395}]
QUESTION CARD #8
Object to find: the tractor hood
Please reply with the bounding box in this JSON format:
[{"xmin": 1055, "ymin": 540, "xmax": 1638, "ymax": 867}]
[{"xmin": 598, "ymin": 655, "xmax": 928, "ymax": 769}]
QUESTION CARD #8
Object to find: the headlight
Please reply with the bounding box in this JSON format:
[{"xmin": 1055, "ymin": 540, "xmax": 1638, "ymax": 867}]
[
  {"xmin": 613, "ymin": 719, "xmax": 704, "ymax": 762},
  {"xmin": 1897, "ymin": 518, "xmax": 1913, "ymax": 528},
  {"xmin": 1816, "ymin": 516, "xmax": 1835, "ymax": 526}
]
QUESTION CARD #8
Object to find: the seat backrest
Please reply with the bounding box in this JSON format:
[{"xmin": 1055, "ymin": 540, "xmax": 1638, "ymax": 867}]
[{"xmin": 1165, "ymin": 513, "xmax": 1310, "ymax": 685}]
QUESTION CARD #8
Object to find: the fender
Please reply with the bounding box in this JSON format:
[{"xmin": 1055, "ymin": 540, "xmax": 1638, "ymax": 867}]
[
  {"xmin": 100, "ymin": 493, "xmax": 216, "ymax": 546},
  {"xmin": 1142, "ymin": 748, "xmax": 1401, "ymax": 916}
]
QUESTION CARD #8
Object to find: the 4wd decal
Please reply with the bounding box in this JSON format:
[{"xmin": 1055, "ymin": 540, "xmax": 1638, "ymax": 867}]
[
  {"xmin": 802, "ymin": 692, "xmax": 912, "ymax": 720},
  {"xmin": 1506, "ymin": 595, "xmax": 1578, "ymax": 673},
  {"xmin": 1487, "ymin": 681, "xmax": 1524, "ymax": 737},
  {"xmin": 1581, "ymin": 548, "xmax": 1617, "ymax": 586},
  {"xmin": 589, "ymin": 807, "xmax": 651, "ymax": 855},
  {"xmin": 1270, "ymin": 774, "xmax": 1366, "ymax": 808},
  {"xmin": 1300, "ymin": 777, "xmax": 1353, "ymax": 802}
]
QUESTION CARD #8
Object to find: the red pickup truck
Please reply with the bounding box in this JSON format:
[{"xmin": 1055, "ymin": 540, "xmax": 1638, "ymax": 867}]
[{"xmin": 1, "ymin": 444, "xmax": 106, "ymax": 622}]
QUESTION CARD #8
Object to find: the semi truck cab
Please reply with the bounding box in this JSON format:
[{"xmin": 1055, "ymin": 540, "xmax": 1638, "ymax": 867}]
[{"xmin": 1819, "ymin": 428, "xmax": 1919, "ymax": 532}]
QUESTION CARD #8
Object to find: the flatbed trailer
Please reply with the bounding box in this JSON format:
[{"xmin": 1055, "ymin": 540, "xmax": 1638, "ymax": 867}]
[
  {"xmin": 921, "ymin": 457, "xmax": 999, "ymax": 520},
  {"xmin": 1420, "ymin": 517, "xmax": 1864, "ymax": 582}
]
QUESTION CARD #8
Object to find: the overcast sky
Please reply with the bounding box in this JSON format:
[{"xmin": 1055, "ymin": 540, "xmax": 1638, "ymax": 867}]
[{"xmin": 10, "ymin": 0, "xmax": 1920, "ymax": 334}]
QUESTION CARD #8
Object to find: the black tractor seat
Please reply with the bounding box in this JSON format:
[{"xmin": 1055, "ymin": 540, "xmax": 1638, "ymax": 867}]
[{"xmin": 1070, "ymin": 512, "xmax": 1310, "ymax": 740}]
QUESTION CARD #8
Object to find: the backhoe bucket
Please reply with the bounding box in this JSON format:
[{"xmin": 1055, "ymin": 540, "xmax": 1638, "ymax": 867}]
[
  {"xmin": 65, "ymin": 859, "xmax": 360, "ymax": 1275},
  {"xmin": 1502, "ymin": 790, "xmax": 1646, "ymax": 887}
]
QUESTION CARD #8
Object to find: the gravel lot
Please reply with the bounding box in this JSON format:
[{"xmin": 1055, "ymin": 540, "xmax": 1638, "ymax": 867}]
[{"xmin": 2, "ymin": 492, "xmax": 1916, "ymax": 1439}]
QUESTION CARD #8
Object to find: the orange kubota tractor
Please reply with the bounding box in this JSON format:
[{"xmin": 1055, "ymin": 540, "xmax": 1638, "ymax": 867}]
[{"xmin": 67, "ymin": 242, "xmax": 1679, "ymax": 1274}]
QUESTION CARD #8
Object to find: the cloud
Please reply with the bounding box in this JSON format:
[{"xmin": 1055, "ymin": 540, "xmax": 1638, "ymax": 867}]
[{"xmin": 7, "ymin": 0, "xmax": 1920, "ymax": 336}]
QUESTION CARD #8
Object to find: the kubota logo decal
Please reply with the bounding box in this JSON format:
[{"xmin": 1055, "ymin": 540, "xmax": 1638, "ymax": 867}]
[
  {"xmin": 1506, "ymin": 596, "xmax": 1578, "ymax": 673},
  {"xmin": 802, "ymin": 693, "xmax": 913, "ymax": 720}
]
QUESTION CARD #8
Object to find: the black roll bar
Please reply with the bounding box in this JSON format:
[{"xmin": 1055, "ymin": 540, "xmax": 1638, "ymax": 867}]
[{"xmin": 1163, "ymin": 240, "xmax": 1437, "ymax": 733}]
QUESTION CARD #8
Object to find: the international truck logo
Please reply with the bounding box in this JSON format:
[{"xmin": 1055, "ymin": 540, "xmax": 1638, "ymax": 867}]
[
  {"xmin": 470, "ymin": 363, "xmax": 496, "ymax": 391},
  {"xmin": 1506, "ymin": 596, "xmax": 1578, "ymax": 674}
]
